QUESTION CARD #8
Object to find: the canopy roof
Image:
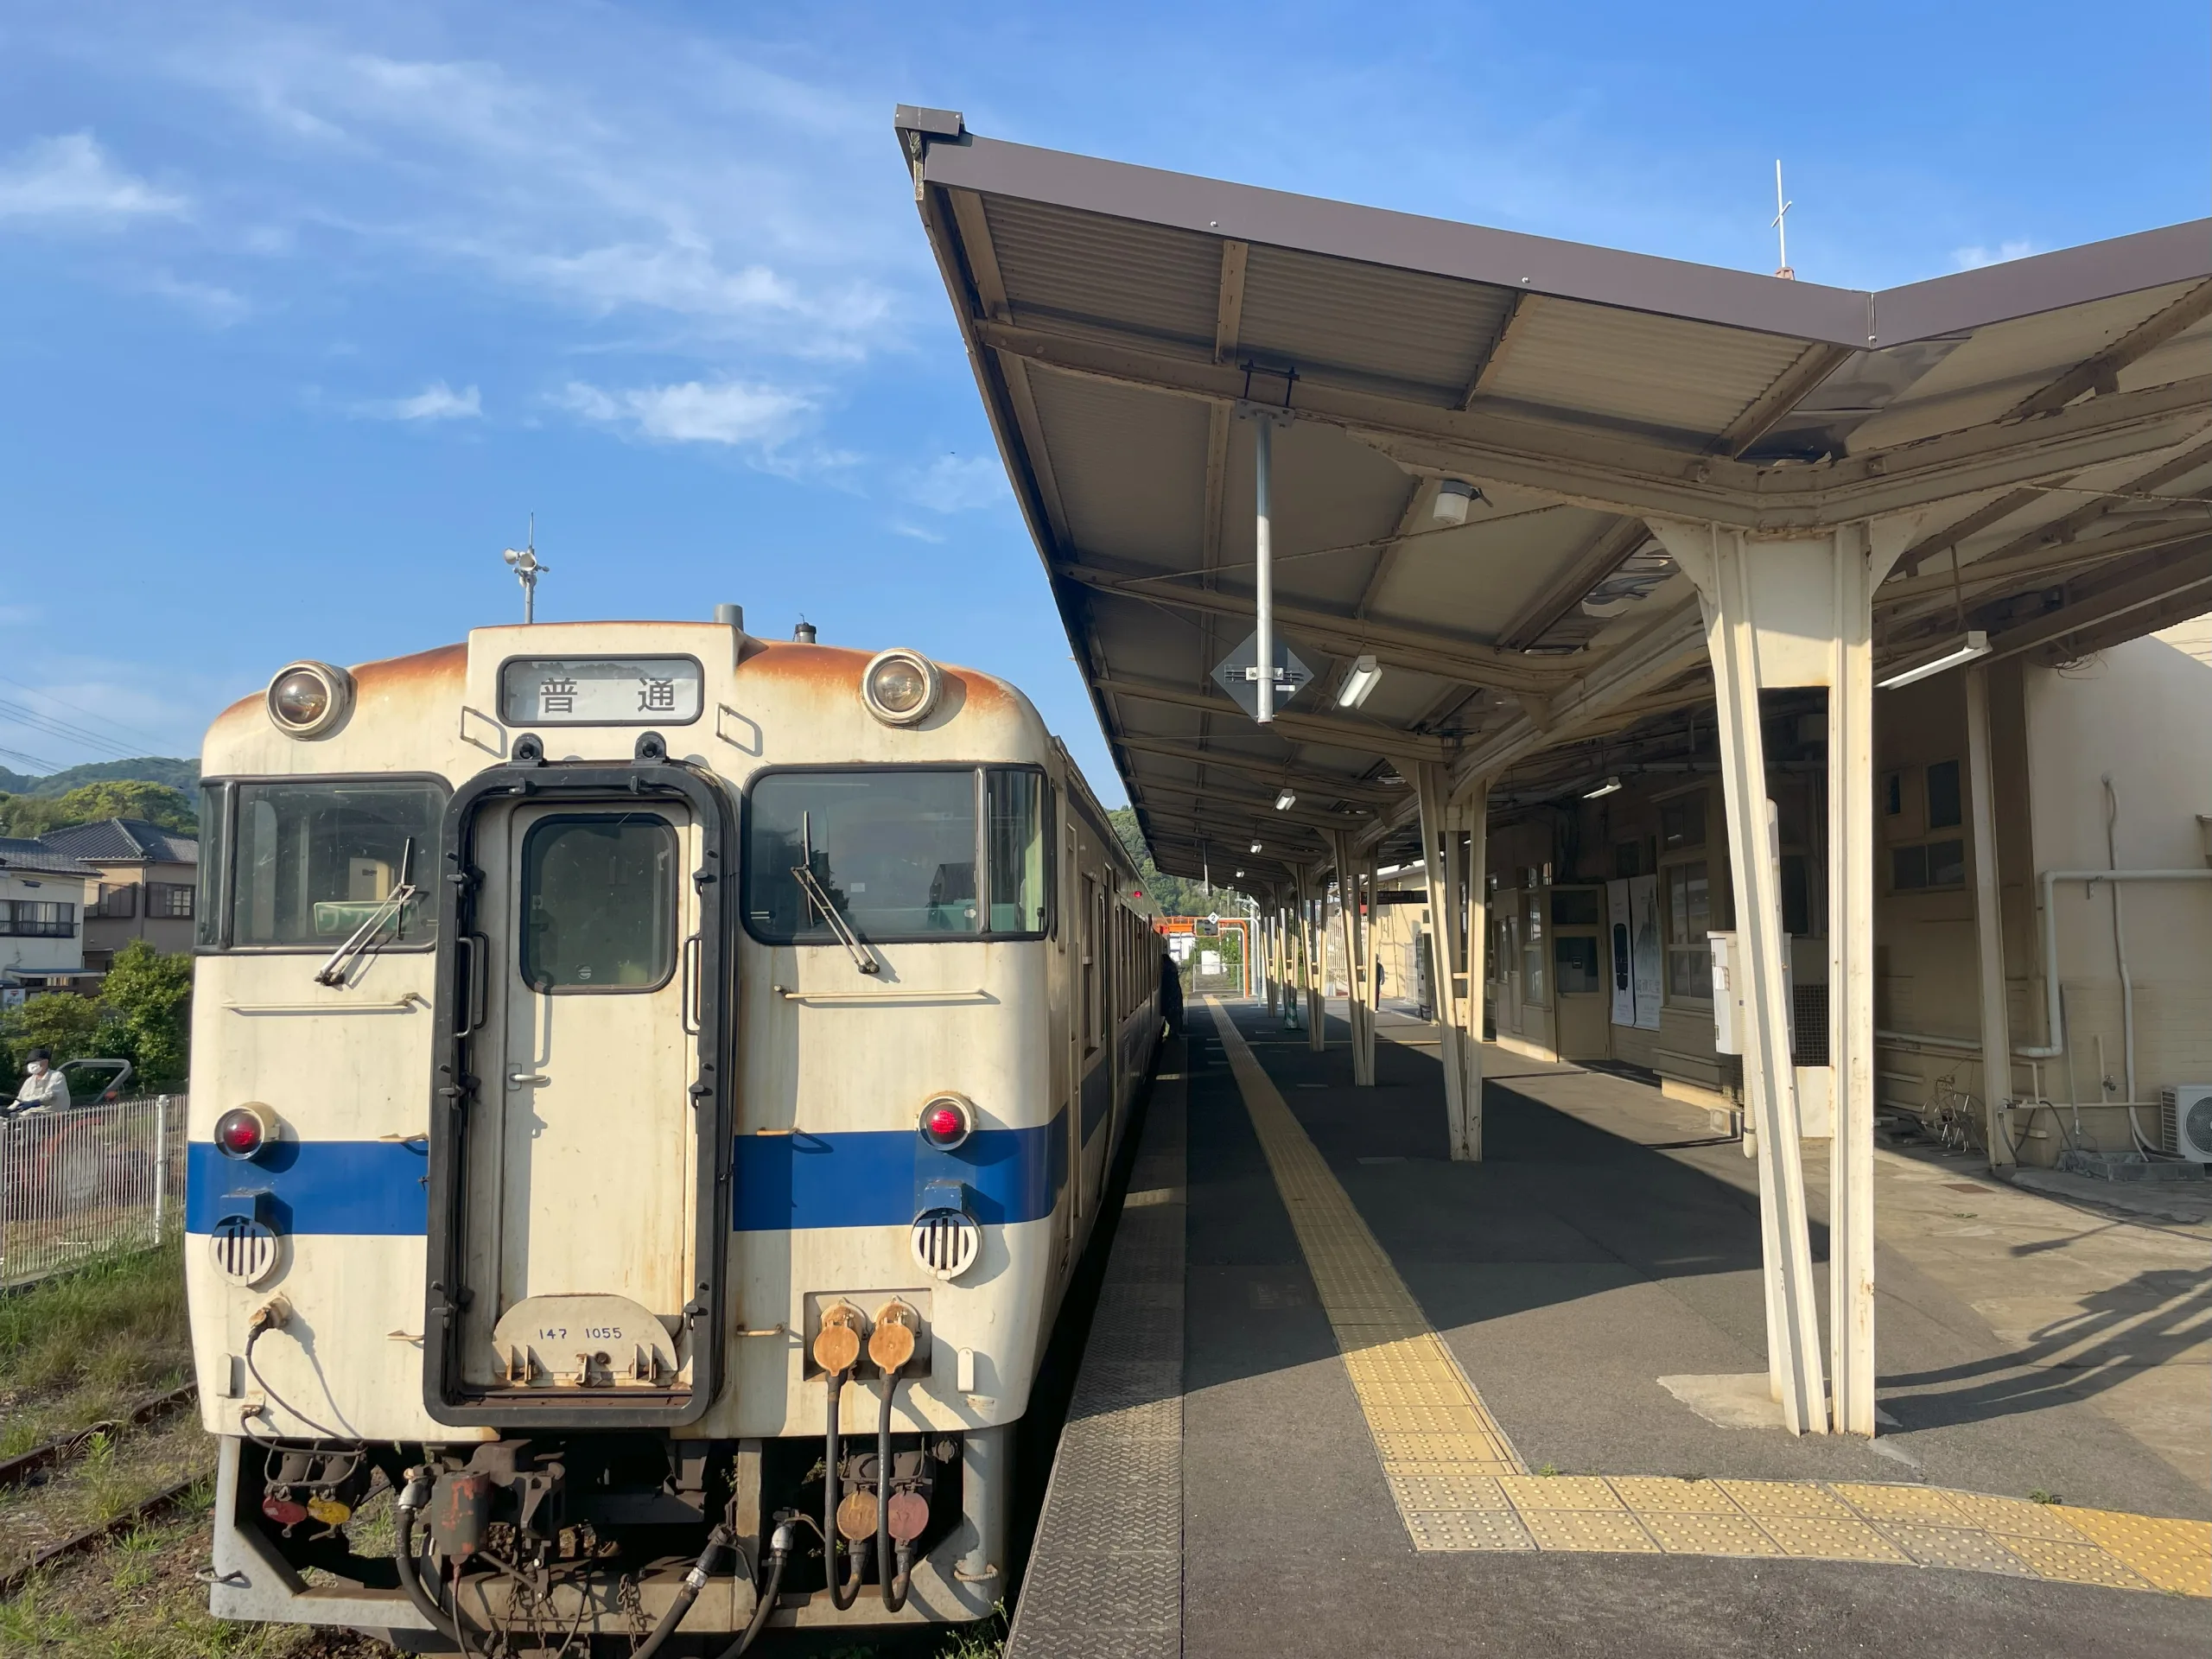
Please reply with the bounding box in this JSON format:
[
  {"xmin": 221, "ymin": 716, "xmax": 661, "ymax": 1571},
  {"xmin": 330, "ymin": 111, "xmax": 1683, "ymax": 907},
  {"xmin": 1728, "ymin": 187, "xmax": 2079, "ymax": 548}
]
[{"xmin": 899, "ymin": 107, "xmax": 2212, "ymax": 885}]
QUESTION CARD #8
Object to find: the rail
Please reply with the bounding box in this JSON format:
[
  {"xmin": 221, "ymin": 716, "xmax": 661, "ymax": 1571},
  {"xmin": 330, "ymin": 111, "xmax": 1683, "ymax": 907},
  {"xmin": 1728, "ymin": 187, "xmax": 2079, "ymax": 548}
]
[{"xmin": 0, "ymin": 1093, "xmax": 188, "ymax": 1289}]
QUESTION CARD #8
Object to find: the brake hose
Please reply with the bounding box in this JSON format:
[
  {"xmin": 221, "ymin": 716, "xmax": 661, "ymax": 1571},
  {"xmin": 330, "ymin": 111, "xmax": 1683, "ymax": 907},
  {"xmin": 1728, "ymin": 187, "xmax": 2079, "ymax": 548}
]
[
  {"xmin": 709, "ymin": 1516, "xmax": 796, "ymax": 1659},
  {"xmin": 391, "ymin": 1473, "xmax": 488, "ymax": 1658},
  {"xmin": 627, "ymin": 1525, "xmax": 732, "ymax": 1659},
  {"xmin": 824, "ymin": 1368, "xmax": 861, "ymax": 1610},
  {"xmin": 876, "ymin": 1367, "xmax": 910, "ymax": 1612}
]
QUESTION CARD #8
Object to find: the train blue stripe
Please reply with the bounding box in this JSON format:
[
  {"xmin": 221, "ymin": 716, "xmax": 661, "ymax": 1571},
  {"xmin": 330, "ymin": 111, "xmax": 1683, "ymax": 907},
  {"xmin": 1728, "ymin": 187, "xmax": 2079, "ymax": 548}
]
[
  {"xmin": 732, "ymin": 1116, "xmax": 1065, "ymax": 1231},
  {"xmin": 186, "ymin": 1140, "xmax": 429, "ymax": 1236},
  {"xmin": 185, "ymin": 1119, "xmax": 1068, "ymax": 1236}
]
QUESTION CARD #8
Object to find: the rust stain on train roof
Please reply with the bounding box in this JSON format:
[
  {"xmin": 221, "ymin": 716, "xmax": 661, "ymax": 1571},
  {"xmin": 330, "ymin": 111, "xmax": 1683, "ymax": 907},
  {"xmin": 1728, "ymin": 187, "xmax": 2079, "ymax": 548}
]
[{"xmin": 739, "ymin": 640, "xmax": 1014, "ymax": 712}]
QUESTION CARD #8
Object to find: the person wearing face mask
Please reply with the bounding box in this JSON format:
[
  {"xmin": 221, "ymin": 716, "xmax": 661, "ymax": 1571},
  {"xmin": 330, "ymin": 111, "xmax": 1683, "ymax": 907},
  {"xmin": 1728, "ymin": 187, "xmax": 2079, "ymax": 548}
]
[{"xmin": 10, "ymin": 1048, "xmax": 70, "ymax": 1115}]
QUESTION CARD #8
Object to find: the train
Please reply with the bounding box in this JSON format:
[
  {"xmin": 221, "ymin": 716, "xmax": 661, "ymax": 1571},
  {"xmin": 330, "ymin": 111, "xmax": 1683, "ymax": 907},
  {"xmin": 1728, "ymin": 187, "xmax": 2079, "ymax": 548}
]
[{"xmin": 184, "ymin": 610, "xmax": 1166, "ymax": 1652}]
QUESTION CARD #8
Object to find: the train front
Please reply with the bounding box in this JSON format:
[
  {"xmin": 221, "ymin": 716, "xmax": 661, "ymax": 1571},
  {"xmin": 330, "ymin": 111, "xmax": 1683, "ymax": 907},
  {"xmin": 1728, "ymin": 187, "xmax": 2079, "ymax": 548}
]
[{"xmin": 186, "ymin": 616, "xmax": 1066, "ymax": 1647}]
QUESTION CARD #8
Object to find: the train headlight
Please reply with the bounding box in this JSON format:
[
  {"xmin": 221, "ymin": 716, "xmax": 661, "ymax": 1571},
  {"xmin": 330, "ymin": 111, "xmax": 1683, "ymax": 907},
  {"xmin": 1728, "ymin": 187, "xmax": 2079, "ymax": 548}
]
[
  {"xmin": 918, "ymin": 1092, "xmax": 974, "ymax": 1151},
  {"xmin": 861, "ymin": 649, "xmax": 941, "ymax": 727},
  {"xmin": 264, "ymin": 661, "xmax": 354, "ymax": 739},
  {"xmin": 214, "ymin": 1104, "xmax": 272, "ymax": 1160}
]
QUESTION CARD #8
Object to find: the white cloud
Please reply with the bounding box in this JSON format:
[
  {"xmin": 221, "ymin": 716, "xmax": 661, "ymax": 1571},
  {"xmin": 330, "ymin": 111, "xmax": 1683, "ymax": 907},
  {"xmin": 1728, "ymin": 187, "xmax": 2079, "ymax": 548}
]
[
  {"xmin": 557, "ymin": 378, "xmax": 811, "ymax": 448},
  {"xmin": 906, "ymin": 454, "xmax": 1010, "ymax": 515},
  {"xmin": 142, "ymin": 269, "xmax": 248, "ymax": 323},
  {"xmin": 1952, "ymin": 238, "xmax": 2038, "ymax": 271},
  {"xmin": 363, "ymin": 380, "xmax": 483, "ymax": 421},
  {"xmin": 161, "ymin": 29, "xmax": 909, "ymax": 357},
  {"xmin": 891, "ymin": 522, "xmax": 947, "ymax": 543},
  {"xmin": 0, "ymin": 132, "xmax": 186, "ymax": 225}
]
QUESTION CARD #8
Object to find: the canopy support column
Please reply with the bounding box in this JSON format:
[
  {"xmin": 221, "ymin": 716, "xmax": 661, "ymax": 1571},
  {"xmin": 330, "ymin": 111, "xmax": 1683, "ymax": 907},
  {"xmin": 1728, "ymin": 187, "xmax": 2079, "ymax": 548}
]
[
  {"xmin": 1457, "ymin": 775, "xmax": 1492, "ymax": 1160},
  {"xmin": 1652, "ymin": 516, "xmax": 1914, "ymax": 1436},
  {"xmin": 1964, "ymin": 664, "xmax": 2017, "ymax": 1172},
  {"xmin": 1332, "ymin": 833, "xmax": 1376, "ymax": 1084},
  {"xmin": 1296, "ymin": 865, "xmax": 1325, "ymax": 1050},
  {"xmin": 1417, "ymin": 763, "xmax": 1477, "ymax": 1158}
]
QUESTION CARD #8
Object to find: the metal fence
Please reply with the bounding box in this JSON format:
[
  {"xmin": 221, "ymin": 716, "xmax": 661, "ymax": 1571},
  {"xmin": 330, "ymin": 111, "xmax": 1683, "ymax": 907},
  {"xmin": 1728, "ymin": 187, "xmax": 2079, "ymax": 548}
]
[{"xmin": 0, "ymin": 1094, "xmax": 188, "ymax": 1289}]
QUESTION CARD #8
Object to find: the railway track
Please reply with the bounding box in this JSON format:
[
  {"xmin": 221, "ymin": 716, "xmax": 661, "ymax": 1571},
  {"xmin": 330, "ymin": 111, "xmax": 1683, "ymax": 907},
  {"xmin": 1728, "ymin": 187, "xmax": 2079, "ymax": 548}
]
[
  {"xmin": 0, "ymin": 1382, "xmax": 201, "ymax": 1599},
  {"xmin": 0, "ymin": 1382, "xmax": 198, "ymax": 1490}
]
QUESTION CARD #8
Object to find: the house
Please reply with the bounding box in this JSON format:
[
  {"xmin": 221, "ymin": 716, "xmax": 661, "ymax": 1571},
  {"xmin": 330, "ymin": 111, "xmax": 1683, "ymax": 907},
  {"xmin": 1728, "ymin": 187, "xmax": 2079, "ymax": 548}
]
[
  {"xmin": 36, "ymin": 818, "xmax": 200, "ymax": 971},
  {"xmin": 0, "ymin": 838, "xmax": 99, "ymax": 1002}
]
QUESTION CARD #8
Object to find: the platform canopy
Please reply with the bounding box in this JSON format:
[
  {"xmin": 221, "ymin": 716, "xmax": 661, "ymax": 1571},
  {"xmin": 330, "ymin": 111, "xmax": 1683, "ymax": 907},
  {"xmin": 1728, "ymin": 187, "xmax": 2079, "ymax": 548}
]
[{"xmin": 898, "ymin": 107, "xmax": 2212, "ymax": 887}]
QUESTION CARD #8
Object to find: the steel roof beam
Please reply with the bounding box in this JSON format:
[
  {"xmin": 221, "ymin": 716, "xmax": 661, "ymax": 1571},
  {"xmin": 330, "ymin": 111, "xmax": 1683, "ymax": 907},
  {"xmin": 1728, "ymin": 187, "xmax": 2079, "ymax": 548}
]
[
  {"xmin": 978, "ymin": 317, "xmax": 2212, "ymax": 527},
  {"xmin": 2005, "ymin": 278, "xmax": 2212, "ymax": 420},
  {"xmin": 1090, "ymin": 672, "xmax": 1454, "ymax": 761},
  {"xmin": 1129, "ymin": 774, "xmax": 1378, "ymax": 830},
  {"xmin": 1111, "ymin": 736, "xmax": 1404, "ymax": 804},
  {"xmin": 1059, "ymin": 561, "xmax": 1578, "ymax": 693}
]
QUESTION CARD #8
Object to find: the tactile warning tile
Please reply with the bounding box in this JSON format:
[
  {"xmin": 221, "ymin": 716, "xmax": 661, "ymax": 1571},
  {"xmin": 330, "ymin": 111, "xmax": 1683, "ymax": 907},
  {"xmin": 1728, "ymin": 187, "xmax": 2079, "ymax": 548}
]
[
  {"xmin": 1938, "ymin": 1491, "xmax": 2094, "ymax": 1541},
  {"xmin": 1497, "ymin": 1475, "xmax": 1624, "ymax": 1512},
  {"xmin": 1754, "ymin": 1515, "xmax": 1913, "ymax": 1563},
  {"xmin": 1389, "ymin": 1474, "xmax": 1508, "ymax": 1510},
  {"xmin": 1830, "ymin": 1482, "xmax": 1979, "ymax": 1523},
  {"xmin": 1715, "ymin": 1479, "xmax": 1855, "ymax": 1520},
  {"xmin": 2053, "ymin": 1509, "xmax": 2212, "ymax": 1597},
  {"xmin": 1637, "ymin": 1511, "xmax": 1785, "ymax": 1558},
  {"xmin": 1401, "ymin": 1508, "xmax": 1535, "ymax": 1552},
  {"xmin": 1875, "ymin": 1525, "xmax": 2032, "ymax": 1575},
  {"xmin": 1993, "ymin": 1534, "xmax": 2153, "ymax": 1591},
  {"xmin": 1607, "ymin": 1477, "xmax": 1741, "ymax": 1514},
  {"xmin": 1519, "ymin": 1508, "xmax": 1661, "ymax": 1554}
]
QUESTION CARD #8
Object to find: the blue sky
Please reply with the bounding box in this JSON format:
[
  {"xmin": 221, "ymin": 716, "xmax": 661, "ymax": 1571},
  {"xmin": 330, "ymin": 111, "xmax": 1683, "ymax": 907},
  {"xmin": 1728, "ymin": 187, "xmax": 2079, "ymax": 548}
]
[{"xmin": 0, "ymin": 0, "xmax": 2205, "ymax": 798}]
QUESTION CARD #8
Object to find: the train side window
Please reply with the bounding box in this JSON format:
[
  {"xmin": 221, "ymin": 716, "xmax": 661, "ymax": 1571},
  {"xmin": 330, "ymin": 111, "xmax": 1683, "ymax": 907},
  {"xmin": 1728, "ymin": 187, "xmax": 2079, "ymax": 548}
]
[
  {"xmin": 519, "ymin": 815, "xmax": 678, "ymax": 992},
  {"xmin": 986, "ymin": 769, "xmax": 1049, "ymax": 932},
  {"xmin": 228, "ymin": 779, "xmax": 444, "ymax": 949}
]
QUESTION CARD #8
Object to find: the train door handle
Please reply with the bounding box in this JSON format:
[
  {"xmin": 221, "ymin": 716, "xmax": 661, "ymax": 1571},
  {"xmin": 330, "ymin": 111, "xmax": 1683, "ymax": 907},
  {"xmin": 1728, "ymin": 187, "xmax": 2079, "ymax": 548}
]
[{"xmin": 507, "ymin": 1071, "xmax": 550, "ymax": 1089}]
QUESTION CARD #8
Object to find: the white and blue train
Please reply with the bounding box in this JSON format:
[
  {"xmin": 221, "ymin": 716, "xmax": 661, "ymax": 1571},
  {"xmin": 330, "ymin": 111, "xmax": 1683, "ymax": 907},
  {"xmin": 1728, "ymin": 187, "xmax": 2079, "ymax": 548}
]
[{"xmin": 185, "ymin": 612, "xmax": 1164, "ymax": 1651}]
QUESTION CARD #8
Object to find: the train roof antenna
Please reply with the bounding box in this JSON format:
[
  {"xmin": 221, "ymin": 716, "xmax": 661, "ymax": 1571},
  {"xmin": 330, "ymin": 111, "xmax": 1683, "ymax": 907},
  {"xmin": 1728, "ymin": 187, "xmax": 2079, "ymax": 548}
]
[{"xmin": 502, "ymin": 512, "xmax": 550, "ymax": 624}]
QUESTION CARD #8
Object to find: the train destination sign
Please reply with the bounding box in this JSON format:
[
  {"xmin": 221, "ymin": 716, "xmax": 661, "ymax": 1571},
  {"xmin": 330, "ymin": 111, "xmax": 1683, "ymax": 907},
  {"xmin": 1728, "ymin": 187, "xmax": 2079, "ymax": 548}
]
[{"xmin": 499, "ymin": 656, "xmax": 705, "ymax": 726}]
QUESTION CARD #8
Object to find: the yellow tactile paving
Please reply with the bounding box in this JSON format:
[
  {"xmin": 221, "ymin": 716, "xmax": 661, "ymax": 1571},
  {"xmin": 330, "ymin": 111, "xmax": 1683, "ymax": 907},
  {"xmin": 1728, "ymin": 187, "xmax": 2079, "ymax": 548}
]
[
  {"xmin": 2052, "ymin": 1509, "xmax": 2212, "ymax": 1597},
  {"xmin": 1716, "ymin": 1478, "xmax": 1856, "ymax": 1520},
  {"xmin": 1609, "ymin": 1476, "xmax": 1741, "ymax": 1515},
  {"xmin": 1521, "ymin": 1509, "xmax": 1661, "ymax": 1553},
  {"xmin": 1830, "ymin": 1482, "xmax": 1975, "ymax": 1523},
  {"xmin": 1198, "ymin": 1000, "xmax": 2211, "ymax": 1599},
  {"xmin": 1497, "ymin": 1474, "xmax": 1624, "ymax": 1511},
  {"xmin": 1994, "ymin": 1535, "xmax": 2153, "ymax": 1590},
  {"xmin": 1638, "ymin": 1511, "xmax": 1786, "ymax": 1558}
]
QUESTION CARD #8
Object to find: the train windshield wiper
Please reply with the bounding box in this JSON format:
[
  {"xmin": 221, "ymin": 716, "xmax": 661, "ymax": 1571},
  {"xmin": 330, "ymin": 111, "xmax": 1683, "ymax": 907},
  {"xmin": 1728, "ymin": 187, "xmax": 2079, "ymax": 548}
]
[
  {"xmin": 791, "ymin": 862, "xmax": 880, "ymax": 976},
  {"xmin": 315, "ymin": 837, "xmax": 421, "ymax": 987}
]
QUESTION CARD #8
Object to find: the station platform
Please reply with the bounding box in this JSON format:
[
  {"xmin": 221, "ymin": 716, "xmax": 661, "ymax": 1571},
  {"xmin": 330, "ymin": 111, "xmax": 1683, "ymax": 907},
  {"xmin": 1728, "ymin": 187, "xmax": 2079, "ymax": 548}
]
[{"xmin": 1007, "ymin": 1000, "xmax": 2210, "ymax": 1659}]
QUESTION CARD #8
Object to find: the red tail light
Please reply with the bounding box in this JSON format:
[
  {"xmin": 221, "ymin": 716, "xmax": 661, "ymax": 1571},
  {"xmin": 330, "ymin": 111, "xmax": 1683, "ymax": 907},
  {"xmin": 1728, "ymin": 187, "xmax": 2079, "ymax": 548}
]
[
  {"xmin": 215, "ymin": 1105, "xmax": 270, "ymax": 1160},
  {"xmin": 917, "ymin": 1095, "xmax": 973, "ymax": 1151}
]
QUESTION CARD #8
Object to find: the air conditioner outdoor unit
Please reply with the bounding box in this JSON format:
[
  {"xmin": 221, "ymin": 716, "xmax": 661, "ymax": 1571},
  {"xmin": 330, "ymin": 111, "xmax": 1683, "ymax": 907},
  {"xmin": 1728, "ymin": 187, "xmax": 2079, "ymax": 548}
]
[{"xmin": 2160, "ymin": 1085, "xmax": 2212, "ymax": 1163}]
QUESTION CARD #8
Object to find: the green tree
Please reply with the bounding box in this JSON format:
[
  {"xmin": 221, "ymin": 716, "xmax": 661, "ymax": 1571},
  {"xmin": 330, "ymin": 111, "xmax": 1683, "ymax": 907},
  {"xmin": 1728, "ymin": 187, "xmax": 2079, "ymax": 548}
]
[
  {"xmin": 0, "ymin": 780, "xmax": 197, "ymax": 838},
  {"xmin": 1, "ymin": 990, "xmax": 107, "ymax": 1081},
  {"xmin": 1107, "ymin": 806, "xmax": 1253, "ymax": 918},
  {"xmin": 98, "ymin": 941, "xmax": 194, "ymax": 1091}
]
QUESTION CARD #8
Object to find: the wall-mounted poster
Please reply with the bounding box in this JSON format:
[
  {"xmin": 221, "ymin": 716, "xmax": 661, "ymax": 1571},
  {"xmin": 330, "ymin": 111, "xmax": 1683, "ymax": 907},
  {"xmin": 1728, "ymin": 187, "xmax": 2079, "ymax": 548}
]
[
  {"xmin": 1606, "ymin": 879, "xmax": 1636, "ymax": 1027},
  {"xmin": 1629, "ymin": 874, "xmax": 1662, "ymax": 1031}
]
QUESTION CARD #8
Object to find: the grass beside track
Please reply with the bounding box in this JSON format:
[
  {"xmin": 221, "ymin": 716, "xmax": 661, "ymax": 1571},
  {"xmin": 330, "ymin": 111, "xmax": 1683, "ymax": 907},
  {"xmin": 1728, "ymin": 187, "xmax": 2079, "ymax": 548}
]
[{"xmin": 0, "ymin": 1236, "xmax": 191, "ymax": 1457}]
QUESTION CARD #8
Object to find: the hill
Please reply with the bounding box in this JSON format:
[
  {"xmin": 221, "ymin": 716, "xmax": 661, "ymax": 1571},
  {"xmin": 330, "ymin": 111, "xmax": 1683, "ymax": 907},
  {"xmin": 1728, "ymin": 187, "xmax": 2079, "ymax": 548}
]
[{"xmin": 1, "ymin": 757, "xmax": 202, "ymax": 798}]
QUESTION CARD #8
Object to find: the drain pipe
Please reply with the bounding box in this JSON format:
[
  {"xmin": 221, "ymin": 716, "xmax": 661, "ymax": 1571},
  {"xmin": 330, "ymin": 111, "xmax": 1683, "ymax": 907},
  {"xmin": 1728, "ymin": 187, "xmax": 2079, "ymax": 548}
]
[{"xmin": 2016, "ymin": 865, "xmax": 2212, "ymax": 1072}]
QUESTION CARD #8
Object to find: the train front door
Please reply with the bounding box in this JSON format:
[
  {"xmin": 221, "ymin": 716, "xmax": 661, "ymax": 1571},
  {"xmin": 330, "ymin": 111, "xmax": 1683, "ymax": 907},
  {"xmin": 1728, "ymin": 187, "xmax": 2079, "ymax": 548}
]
[{"xmin": 448, "ymin": 798, "xmax": 706, "ymax": 1407}]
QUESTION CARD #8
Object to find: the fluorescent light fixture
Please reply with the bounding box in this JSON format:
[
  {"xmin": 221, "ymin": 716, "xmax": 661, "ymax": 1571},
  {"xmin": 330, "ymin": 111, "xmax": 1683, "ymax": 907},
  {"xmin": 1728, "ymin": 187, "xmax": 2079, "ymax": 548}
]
[
  {"xmin": 1431, "ymin": 479, "xmax": 1480, "ymax": 525},
  {"xmin": 1877, "ymin": 630, "xmax": 1990, "ymax": 691},
  {"xmin": 1274, "ymin": 788, "xmax": 1296, "ymax": 811},
  {"xmin": 1234, "ymin": 869, "xmax": 1245, "ymax": 879},
  {"xmin": 1583, "ymin": 776, "xmax": 1624, "ymax": 799},
  {"xmin": 1338, "ymin": 654, "xmax": 1382, "ymax": 709},
  {"xmin": 1249, "ymin": 841, "xmax": 1262, "ymax": 853}
]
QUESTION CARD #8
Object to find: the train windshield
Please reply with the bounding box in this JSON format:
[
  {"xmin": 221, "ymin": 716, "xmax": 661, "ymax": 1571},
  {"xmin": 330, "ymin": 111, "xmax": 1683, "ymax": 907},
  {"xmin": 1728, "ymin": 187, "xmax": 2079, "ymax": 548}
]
[
  {"xmin": 746, "ymin": 766, "xmax": 1050, "ymax": 943},
  {"xmin": 223, "ymin": 780, "xmax": 445, "ymax": 948}
]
